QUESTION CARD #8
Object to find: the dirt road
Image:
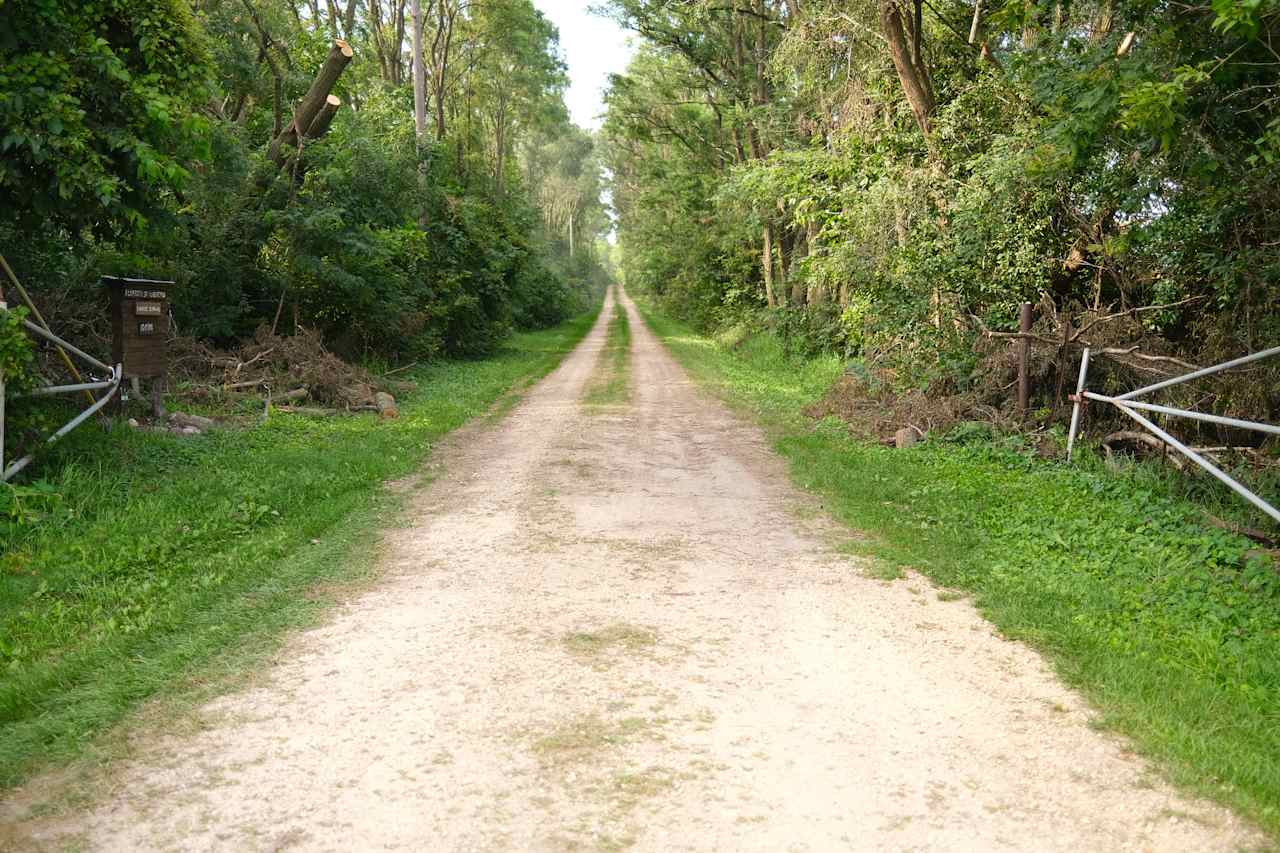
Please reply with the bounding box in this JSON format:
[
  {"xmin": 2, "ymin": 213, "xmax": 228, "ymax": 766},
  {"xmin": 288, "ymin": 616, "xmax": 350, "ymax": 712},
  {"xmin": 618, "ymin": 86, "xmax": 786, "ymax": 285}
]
[{"xmin": 4, "ymin": 286, "xmax": 1264, "ymax": 851}]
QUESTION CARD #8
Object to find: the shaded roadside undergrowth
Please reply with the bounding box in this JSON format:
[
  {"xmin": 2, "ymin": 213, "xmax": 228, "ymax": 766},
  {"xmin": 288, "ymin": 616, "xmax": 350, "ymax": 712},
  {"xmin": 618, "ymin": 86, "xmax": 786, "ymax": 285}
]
[
  {"xmin": 0, "ymin": 308, "xmax": 600, "ymax": 790},
  {"xmin": 635, "ymin": 299, "xmax": 1280, "ymax": 839}
]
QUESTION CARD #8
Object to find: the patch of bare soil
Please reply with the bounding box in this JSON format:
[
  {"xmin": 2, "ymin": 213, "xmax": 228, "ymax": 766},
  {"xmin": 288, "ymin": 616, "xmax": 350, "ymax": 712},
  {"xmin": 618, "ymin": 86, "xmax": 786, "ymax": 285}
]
[{"xmin": 0, "ymin": 286, "xmax": 1267, "ymax": 852}]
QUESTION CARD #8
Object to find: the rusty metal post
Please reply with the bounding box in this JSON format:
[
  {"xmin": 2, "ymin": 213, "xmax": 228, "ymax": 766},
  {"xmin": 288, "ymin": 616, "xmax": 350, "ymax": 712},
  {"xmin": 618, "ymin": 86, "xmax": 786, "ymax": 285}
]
[{"xmin": 1017, "ymin": 302, "xmax": 1032, "ymax": 417}]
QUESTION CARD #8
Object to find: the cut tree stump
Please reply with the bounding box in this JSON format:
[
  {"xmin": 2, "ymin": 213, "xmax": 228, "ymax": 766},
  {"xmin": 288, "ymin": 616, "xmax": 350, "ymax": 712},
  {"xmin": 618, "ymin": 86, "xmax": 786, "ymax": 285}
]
[
  {"xmin": 375, "ymin": 392, "xmax": 399, "ymax": 419},
  {"xmin": 268, "ymin": 40, "xmax": 353, "ymax": 165},
  {"xmin": 274, "ymin": 388, "xmax": 309, "ymax": 403},
  {"xmin": 304, "ymin": 95, "xmax": 341, "ymax": 140}
]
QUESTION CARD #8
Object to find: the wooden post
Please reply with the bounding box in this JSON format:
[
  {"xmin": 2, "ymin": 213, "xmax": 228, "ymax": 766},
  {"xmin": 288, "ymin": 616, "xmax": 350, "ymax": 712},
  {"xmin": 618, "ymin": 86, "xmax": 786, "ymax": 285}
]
[
  {"xmin": 150, "ymin": 377, "xmax": 166, "ymax": 419},
  {"xmin": 1018, "ymin": 301, "xmax": 1032, "ymax": 418}
]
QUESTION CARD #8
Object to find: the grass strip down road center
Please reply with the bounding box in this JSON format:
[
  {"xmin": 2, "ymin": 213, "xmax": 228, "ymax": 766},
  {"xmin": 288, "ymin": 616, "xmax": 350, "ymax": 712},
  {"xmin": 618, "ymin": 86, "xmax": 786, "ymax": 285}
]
[
  {"xmin": 634, "ymin": 299, "xmax": 1280, "ymax": 839},
  {"xmin": 583, "ymin": 301, "xmax": 631, "ymax": 409},
  {"xmin": 0, "ymin": 308, "xmax": 600, "ymax": 790}
]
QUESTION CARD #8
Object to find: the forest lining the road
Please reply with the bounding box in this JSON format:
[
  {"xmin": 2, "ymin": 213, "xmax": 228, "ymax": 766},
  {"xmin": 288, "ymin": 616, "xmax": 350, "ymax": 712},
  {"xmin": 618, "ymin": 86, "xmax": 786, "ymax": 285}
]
[{"xmin": 2, "ymin": 0, "xmax": 1279, "ymax": 845}]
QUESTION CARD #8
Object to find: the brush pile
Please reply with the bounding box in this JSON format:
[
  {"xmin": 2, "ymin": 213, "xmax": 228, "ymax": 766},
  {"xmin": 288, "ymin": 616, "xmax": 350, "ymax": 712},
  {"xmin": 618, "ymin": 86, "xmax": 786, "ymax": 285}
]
[{"xmin": 170, "ymin": 326, "xmax": 404, "ymax": 412}]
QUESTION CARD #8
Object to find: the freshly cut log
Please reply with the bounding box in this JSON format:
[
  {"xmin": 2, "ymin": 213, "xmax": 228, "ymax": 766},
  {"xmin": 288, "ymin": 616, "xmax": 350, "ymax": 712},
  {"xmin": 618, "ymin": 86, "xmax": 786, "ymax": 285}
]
[
  {"xmin": 375, "ymin": 392, "xmax": 399, "ymax": 419},
  {"xmin": 268, "ymin": 40, "xmax": 353, "ymax": 165},
  {"xmin": 170, "ymin": 412, "xmax": 216, "ymax": 431},
  {"xmin": 275, "ymin": 387, "xmax": 309, "ymax": 402},
  {"xmin": 304, "ymin": 95, "xmax": 341, "ymax": 140},
  {"xmin": 275, "ymin": 405, "xmax": 338, "ymax": 417}
]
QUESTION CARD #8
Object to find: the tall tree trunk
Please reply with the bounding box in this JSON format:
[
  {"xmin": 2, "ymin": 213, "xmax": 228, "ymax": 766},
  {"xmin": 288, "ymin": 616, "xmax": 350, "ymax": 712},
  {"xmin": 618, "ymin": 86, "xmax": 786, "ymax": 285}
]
[
  {"xmin": 880, "ymin": 0, "xmax": 935, "ymax": 137},
  {"xmin": 494, "ymin": 102, "xmax": 507, "ymax": 198},
  {"xmin": 411, "ymin": 0, "xmax": 426, "ymax": 138},
  {"xmin": 325, "ymin": 0, "xmax": 340, "ymax": 38},
  {"xmin": 341, "ymin": 0, "xmax": 357, "ymax": 38},
  {"xmin": 393, "ymin": 0, "xmax": 408, "ymax": 84},
  {"xmin": 369, "ymin": 0, "xmax": 389, "ymax": 81},
  {"xmin": 411, "ymin": 0, "xmax": 428, "ymax": 226},
  {"xmin": 429, "ymin": 0, "xmax": 455, "ymax": 141}
]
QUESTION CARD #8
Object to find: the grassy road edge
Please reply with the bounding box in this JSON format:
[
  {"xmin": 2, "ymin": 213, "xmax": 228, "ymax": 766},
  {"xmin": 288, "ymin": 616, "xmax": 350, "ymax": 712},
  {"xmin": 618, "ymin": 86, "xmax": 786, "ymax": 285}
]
[
  {"xmin": 0, "ymin": 306, "xmax": 601, "ymax": 797},
  {"xmin": 634, "ymin": 297, "xmax": 1280, "ymax": 843}
]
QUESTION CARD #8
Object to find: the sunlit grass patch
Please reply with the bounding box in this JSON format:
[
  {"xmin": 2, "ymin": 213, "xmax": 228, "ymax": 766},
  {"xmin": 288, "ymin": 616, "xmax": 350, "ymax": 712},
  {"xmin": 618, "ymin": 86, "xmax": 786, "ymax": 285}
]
[{"xmin": 562, "ymin": 623, "xmax": 657, "ymax": 661}]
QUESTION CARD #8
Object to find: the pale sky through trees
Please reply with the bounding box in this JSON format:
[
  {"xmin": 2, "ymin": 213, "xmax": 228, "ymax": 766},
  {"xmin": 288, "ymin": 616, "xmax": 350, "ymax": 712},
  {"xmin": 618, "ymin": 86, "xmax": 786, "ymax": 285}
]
[{"xmin": 532, "ymin": 0, "xmax": 634, "ymax": 129}]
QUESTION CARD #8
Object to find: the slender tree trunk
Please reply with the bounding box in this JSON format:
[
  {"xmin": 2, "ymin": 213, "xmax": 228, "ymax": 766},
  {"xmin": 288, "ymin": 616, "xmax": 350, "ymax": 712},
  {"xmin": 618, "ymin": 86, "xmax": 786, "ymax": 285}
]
[
  {"xmin": 341, "ymin": 0, "xmax": 357, "ymax": 38},
  {"xmin": 393, "ymin": 0, "xmax": 408, "ymax": 84},
  {"xmin": 325, "ymin": 0, "xmax": 340, "ymax": 38},
  {"xmin": 369, "ymin": 0, "xmax": 389, "ymax": 80},
  {"xmin": 762, "ymin": 225, "xmax": 778, "ymax": 307},
  {"xmin": 411, "ymin": 0, "xmax": 426, "ymax": 138},
  {"xmin": 411, "ymin": 0, "xmax": 428, "ymax": 226}
]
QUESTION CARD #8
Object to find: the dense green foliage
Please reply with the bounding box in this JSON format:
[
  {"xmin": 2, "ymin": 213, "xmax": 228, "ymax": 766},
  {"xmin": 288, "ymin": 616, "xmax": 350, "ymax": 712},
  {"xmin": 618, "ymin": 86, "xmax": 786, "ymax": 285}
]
[
  {"xmin": 0, "ymin": 0, "xmax": 213, "ymax": 234},
  {"xmin": 0, "ymin": 309, "xmax": 597, "ymax": 788},
  {"xmin": 1, "ymin": 0, "xmax": 610, "ymax": 366},
  {"xmin": 637, "ymin": 299, "xmax": 1280, "ymax": 835},
  {"xmin": 602, "ymin": 0, "xmax": 1280, "ymax": 419}
]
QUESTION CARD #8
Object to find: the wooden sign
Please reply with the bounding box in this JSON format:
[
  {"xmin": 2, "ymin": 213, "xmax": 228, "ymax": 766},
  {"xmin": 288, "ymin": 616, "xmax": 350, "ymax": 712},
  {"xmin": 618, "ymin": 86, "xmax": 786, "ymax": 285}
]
[
  {"xmin": 104, "ymin": 276, "xmax": 174, "ymax": 378},
  {"xmin": 124, "ymin": 288, "xmax": 168, "ymax": 300}
]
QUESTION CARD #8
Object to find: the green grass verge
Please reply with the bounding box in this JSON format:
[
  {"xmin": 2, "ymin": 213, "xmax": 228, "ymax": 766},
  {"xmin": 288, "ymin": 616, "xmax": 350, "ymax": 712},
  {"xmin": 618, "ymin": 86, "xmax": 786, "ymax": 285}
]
[
  {"xmin": 582, "ymin": 299, "xmax": 631, "ymax": 408},
  {"xmin": 0, "ymin": 309, "xmax": 599, "ymax": 789},
  {"xmin": 635, "ymin": 299, "xmax": 1280, "ymax": 838}
]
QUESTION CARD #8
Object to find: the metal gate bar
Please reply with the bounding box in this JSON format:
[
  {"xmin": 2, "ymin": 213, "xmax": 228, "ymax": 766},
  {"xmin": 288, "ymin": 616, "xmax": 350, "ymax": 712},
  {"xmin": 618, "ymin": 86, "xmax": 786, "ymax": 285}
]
[
  {"xmin": 1116, "ymin": 344, "xmax": 1280, "ymax": 402},
  {"xmin": 0, "ymin": 302, "xmax": 122, "ymax": 482},
  {"xmin": 19, "ymin": 316, "xmax": 113, "ymax": 373},
  {"xmin": 1066, "ymin": 345, "xmax": 1280, "ymax": 526}
]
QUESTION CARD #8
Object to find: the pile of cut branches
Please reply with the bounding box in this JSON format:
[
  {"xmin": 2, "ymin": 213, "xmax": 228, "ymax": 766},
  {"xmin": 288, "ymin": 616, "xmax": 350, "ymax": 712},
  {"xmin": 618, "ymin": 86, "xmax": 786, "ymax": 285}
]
[{"xmin": 170, "ymin": 325, "xmax": 406, "ymax": 412}]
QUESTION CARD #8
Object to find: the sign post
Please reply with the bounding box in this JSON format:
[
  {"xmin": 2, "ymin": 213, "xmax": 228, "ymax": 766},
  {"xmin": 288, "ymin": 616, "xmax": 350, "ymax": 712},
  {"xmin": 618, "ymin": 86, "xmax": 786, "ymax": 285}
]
[{"xmin": 104, "ymin": 276, "xmax": 174, "ymax": 416}]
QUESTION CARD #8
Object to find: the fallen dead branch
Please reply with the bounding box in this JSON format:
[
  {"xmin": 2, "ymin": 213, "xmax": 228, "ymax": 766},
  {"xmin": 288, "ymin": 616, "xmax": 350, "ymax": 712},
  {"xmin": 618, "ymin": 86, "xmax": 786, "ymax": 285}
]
[
  {"xmin": 1101, "ymin": 430, "xmax": 1187, "ymax": 470},
  {"xmin": 274, "ymin": 405, "xmax": 338, "ymax": 416}
]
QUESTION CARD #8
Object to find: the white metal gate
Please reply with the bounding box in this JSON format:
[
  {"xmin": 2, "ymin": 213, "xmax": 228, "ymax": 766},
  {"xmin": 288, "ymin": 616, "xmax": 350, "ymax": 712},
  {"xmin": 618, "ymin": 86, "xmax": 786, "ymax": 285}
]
[
  {"xmin": 1066, "ymin": 345, "xmax": 1280, "ymax": 525},
  {"xmin": 0, "ymin": 300, "xmax": 123, "ymax": 481}
]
